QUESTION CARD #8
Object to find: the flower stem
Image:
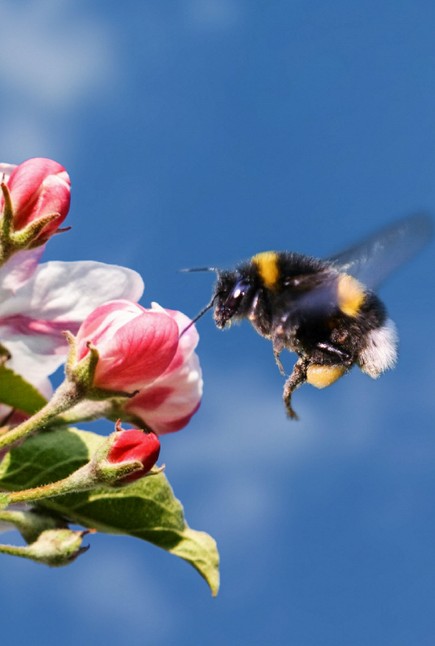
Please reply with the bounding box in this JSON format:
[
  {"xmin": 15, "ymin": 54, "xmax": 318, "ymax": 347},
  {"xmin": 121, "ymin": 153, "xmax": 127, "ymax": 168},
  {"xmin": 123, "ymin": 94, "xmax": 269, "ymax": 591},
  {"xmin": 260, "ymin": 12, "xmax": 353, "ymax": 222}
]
[
  {"xmin": 0, "ymin": 182, "xmax": 14, "ymax": 264},
  {"xmin": 0, "ymin": 380, "xmax": 83, "ymax": 451},
  {"xmin": 0, "ymin": 509, "xmax": 23, "ymax": 525},
  {"xmin": 2, "ymin": 455, "xmax": 147, "ymax": 506},
  {"xmin": 0, "ymin": 543, "xmax": 35, "ymax": 560},
  {"xmin": 4, "ymin": 463, "xmax": 96, "ymax": 506}
]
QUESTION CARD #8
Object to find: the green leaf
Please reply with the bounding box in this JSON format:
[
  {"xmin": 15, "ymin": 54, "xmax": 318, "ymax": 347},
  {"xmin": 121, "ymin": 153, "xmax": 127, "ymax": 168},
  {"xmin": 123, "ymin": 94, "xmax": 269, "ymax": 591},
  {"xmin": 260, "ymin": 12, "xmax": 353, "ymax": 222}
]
[
  {"xmin": 0, "ymin": 365, "xmax": 47, "ymax": 414},
  {"xmin": 0, "ymin": 427, "xmax": 219, "ymax": 595}
]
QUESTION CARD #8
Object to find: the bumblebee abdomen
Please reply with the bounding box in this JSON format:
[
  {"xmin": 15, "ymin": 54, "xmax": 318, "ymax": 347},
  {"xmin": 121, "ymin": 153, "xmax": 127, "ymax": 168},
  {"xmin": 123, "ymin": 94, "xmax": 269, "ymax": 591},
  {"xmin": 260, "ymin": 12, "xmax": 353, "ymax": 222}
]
[{"xmin": 358, "ymin": 319, "xmax": 398, "ymax": 378}]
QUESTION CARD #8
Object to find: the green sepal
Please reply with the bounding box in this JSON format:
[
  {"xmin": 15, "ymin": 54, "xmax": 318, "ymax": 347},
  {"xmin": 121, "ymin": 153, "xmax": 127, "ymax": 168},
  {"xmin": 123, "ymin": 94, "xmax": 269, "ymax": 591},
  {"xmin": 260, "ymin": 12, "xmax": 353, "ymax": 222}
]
[{"xmin": 9, "ymin": 211, "xmax": 61, "ymax": 248}]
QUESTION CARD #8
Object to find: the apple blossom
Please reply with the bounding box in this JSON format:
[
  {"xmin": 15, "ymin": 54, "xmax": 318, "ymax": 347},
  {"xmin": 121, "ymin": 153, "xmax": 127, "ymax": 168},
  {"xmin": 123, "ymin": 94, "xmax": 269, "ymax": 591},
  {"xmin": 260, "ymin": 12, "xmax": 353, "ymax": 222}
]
[
  {"xmin": 70, "ymin": 300, "xmax": 203, "ymax": 433},
  {"xmin": 125, "ymin": 304, "xmax": 203, "ymax": 434},
  {"xmin": 107, "ymin": 428, "xmax": 161, "ymax": 482},
  {"xmin": 73, "ymin": 300, "xmax": 180, "ymax": 392},
  {"xmin": 0, "ymin": 256, "xmax": 144, "ymax": 395},
  {"xmin": 0, "ymin": 158, "xmax": 71, "ymax": 246}
]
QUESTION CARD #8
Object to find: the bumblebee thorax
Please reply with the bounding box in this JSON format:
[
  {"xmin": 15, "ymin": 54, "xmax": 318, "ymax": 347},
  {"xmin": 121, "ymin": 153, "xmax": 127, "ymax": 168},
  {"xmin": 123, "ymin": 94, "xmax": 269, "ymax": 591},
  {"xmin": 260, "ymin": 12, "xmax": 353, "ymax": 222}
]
[{"xmin": 252, "ymin": 251, "xmax": 280, "ymax": 290}]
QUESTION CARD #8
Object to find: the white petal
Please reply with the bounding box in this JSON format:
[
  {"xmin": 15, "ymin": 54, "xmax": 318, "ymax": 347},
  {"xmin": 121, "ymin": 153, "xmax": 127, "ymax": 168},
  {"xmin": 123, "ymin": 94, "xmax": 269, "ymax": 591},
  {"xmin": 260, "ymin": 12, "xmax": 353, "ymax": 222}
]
[
  {"xmin": 0, "ymin": 260, "xmax": 144, "ymax": 320},
  {"xmin": 0, "ymin": 248, "xmax": 45, "ymax": 300},
  {"xmin": 0, "ymin": 261, "xmax": 144, "ymax": 379},
  {"xmin": 0, "ymin": 162, "xmax": 16, "ymax": 182}
]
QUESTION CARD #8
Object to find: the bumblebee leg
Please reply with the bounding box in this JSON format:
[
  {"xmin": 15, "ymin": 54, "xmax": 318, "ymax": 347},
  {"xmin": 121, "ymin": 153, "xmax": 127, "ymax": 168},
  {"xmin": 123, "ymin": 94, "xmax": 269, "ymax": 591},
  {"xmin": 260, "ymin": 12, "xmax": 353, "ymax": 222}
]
[
  {"xmin": 273, "ymin": 347, "xmax": 286, "ymax": 376},
  {"xmin": 272, "ymin": 338, "xmax": 286, "ymax": 376},
  {"xmin": 316, "ymin": 342, "xmax": 352, "ymax": 364},
  {"xmin": 283, "ymin": 358, "xmax": 308, "ymax": 420}
]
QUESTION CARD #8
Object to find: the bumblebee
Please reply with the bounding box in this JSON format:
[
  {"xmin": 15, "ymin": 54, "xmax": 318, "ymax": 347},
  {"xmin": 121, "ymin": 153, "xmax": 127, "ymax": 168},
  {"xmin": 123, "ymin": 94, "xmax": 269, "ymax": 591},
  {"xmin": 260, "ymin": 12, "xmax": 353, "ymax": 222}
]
[{"xmin": 184, "ymin": 214, "xmax": 432, "ymax": 419}]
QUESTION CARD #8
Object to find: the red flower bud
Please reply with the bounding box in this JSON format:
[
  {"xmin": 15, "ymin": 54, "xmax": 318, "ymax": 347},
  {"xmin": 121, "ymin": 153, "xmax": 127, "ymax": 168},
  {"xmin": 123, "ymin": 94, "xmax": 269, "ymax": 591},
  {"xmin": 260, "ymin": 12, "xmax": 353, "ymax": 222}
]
[
  {"xmin": 107, "ymin": 428, "xmax": 160, "ymax": 482},
  {"xmin": 0, "ymin": 157, "xmax": 71, "ymax": 243}
]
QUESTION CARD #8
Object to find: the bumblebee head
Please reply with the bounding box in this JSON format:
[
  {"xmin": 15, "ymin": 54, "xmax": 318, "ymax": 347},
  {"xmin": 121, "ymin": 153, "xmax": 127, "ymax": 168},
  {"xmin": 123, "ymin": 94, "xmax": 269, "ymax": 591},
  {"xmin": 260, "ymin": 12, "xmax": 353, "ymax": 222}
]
[
  {"xmin": 179, "ymin": 263, "xmax": 258, "ymax": 337},
  {"xmin": 213, "ymin": 270, "xmax": 257, "ymax": 329}
]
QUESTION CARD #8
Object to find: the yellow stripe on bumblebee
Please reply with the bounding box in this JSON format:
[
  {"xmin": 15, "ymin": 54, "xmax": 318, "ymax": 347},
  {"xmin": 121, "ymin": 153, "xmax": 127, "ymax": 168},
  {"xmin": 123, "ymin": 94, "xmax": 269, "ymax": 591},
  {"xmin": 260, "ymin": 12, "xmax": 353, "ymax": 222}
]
[
  {"xmin": 337, "ymin": 273, "xmax": 366, "ymax": 317},
  {"xmin": 252, "ymin": 251, "xmax": 280, "ymax": 289}
]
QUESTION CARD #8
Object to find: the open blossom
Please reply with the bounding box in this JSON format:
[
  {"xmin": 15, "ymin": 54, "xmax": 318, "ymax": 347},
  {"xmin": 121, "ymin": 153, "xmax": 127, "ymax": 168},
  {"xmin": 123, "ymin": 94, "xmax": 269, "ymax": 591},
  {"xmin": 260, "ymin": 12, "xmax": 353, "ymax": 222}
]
[
  {"xmin": 0, "ymin": 252, "xmax": 144, "ymax": 395},
  {"xmin": 74, "ymin": 300, "xmax": 203, "ymax": 434},
  {"xmin": 107, "ymin": 427, "xmax": 161, "ymax": 483},
  {"xmin": 0, "ymin": 158, "xmax": 71, "ymax": 245}
]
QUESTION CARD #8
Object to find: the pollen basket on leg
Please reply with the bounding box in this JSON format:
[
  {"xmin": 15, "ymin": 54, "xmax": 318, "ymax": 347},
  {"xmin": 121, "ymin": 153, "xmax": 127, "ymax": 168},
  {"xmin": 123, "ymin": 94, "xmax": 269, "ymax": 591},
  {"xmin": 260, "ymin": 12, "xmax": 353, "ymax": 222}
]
[
  {"xmin": 252, "ymin": 251, "xmax": 280, "ymax": 290},
  {"xmin": 306, "ymin": 364, "xmax": 346, "ymax": 389},
  {"xmin": 337, "ymin": 273, "xmax": 366, "ymax": 317}
]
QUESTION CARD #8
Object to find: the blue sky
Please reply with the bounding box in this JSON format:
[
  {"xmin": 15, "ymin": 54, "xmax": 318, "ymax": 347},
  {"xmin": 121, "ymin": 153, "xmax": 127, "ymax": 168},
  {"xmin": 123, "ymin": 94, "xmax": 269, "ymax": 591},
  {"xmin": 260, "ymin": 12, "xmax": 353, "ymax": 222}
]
[{"xmin": 1, "ymin": 1, "xmax": 435, "ymax": 644}]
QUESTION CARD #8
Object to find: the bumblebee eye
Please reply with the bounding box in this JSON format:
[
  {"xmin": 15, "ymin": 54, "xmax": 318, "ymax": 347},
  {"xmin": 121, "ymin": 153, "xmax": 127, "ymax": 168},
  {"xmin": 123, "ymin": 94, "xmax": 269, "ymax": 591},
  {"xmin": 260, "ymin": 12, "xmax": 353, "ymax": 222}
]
[
  {"xmin": 214, "ymin": 275, "xmax": 255, "ymax": 329},
  {"xmin": 226, "ymin": 279, "xmax": 250, "ymax": 306}
]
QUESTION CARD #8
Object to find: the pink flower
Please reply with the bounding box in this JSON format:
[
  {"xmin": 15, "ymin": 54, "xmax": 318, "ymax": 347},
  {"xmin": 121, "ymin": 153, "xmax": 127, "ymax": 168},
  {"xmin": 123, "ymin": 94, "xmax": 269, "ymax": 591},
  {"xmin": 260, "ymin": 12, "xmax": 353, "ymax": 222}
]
[
  {"xmin": 125, "ymin": 304, "xmax": 203, "ymax": 434},
  {"xmin": 107, "ymin": 428, "xmax": 161, "ymax": 482},
  {"xmin": 0, "ymin": 253, "xmax": 144, "ymax": 395},
  {"xmin": 74, "ymin": 300, "xmax": 203, "ymax": 433},
  {"xmin": 75, "ymin": 300, "xmax": 180, "ymax": 392},
  {"xmin": 0, "ymin": 158, "xmax": 71, "ymax": 244}
]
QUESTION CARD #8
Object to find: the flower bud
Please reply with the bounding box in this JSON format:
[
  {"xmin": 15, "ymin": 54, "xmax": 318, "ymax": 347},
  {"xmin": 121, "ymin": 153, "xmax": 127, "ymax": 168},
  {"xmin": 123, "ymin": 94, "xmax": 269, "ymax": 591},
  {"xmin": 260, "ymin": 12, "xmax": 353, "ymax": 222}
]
[
  {"xmin": 107, "ymin": 427, "xmax": 161, "ymax": 482},
  {"xmin": 21, "ymin": 528, "xmax": 89, "ymax": 566},
  {"xmin": 124, "ymin": 304, "xmax": 203, "ymax": 434},
  {"xmin": 0, "ymin": 157, "xmax": 71, "ymax": 245},
  {"xmin": 73, "ymin": 300, "xmax": 179, "ymax": 393}
]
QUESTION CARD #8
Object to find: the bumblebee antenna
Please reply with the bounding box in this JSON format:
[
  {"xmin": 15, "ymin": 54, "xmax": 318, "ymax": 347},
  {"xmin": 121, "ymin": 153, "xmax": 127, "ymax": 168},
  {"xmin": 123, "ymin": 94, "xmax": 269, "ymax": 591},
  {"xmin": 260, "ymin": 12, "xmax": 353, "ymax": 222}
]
[
  {"xmin": 180, "ymin": 295, "xmax": 217, "ymax": 338},
  {"xmin": 179, "ymin": 267, "xmax": 219, "ymax": 273},
  {"xmin": 179, "ymin": 266, "xmax": 220, "ymax": 337}
]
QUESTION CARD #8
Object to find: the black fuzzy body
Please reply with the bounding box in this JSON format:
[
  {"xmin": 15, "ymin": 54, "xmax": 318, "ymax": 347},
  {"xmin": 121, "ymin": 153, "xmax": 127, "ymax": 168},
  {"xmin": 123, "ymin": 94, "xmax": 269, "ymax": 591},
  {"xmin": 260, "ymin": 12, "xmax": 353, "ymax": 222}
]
[{"xmin": 213, "ymin": 251, "xmax": 387, "ymax": 369}]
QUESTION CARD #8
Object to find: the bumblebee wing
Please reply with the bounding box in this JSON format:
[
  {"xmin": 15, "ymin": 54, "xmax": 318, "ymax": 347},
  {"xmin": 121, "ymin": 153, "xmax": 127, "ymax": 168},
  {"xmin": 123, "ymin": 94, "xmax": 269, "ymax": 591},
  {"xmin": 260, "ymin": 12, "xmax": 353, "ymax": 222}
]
[
  {"xmin": 327, "ymin": 214, "xmax": 433, "ymax": 289},
  {"xmin": 274, "ymin": 270, "xmax": 338, "ymax": 321}
]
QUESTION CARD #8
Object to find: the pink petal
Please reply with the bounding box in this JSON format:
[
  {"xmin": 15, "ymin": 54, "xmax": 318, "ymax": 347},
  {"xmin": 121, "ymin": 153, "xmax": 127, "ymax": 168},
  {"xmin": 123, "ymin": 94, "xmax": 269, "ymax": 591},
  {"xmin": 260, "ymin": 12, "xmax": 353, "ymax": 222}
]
[
  {"xmin": 75, "ymin": 301, "xmax": 181, "ymax": 392},
  {"xmin": 126, "ymin": 351, "xmax": 203, "ymax": 434},
  {"xmin": 93, "ymin": 309, "xmax": 180, "ymax": 391},
  {"xmin": 151, "ymin": 302, "xmax": 199, "ymax": 372},
  {"xmin": 75, "ymin": 300, "xmax": 144, "ymax": 358}
]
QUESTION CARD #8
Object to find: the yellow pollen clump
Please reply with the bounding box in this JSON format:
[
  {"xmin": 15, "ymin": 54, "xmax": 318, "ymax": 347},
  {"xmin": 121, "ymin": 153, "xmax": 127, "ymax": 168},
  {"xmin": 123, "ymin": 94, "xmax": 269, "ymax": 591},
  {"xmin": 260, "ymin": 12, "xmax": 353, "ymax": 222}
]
[{"xmin": 306, "ymin": 364, "xmax": 346, "ymax": 389}]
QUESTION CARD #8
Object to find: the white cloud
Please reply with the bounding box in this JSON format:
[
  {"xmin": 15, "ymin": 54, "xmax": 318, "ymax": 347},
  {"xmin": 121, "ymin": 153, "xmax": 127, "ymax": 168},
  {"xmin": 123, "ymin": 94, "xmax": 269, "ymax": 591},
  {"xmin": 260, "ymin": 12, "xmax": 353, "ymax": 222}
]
[
  {"xmin": 186, "ymin": 0, "xmax": 241, "ymax": 30},
  {"xmin": 0, "ymin": 0, "xmax": 117, "ymax": 157}
]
